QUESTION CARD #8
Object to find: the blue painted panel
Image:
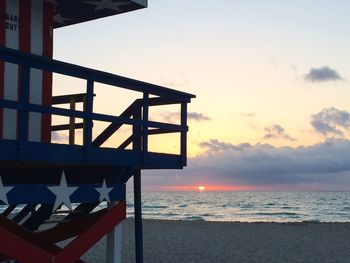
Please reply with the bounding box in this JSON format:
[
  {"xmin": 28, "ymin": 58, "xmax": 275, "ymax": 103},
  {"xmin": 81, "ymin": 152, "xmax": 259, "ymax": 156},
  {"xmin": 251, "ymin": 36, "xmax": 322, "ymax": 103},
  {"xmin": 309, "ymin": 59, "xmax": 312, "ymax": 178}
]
[
  {"xmin": 0, "ymin": 140, "xmax": 183, "ymax": 169},
  {"xmin": 2, "ymin": 183, "xmax": 125, "ymax": 205}
]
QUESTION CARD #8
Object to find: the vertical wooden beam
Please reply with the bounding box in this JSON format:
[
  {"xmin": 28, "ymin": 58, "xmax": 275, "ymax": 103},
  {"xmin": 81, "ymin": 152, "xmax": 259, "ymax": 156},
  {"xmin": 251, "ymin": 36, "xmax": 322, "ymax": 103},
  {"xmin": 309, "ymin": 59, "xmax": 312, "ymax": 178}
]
[
  {"xmin": 180, "ymin": 102, "xmax": 187, "ymax": 166},
  {"xmin": 142, "ymin": 93, "xmax": 149, "ymax": 163},
  {"xmin": 133, "ymin": 108, "xmax": 142, "ymax": 152},
  {"xmin": 18, "ymin": 66, "xmax": 30, "ymax": 159},
  {"xmin": 132, "ymin": 103, "xmax": 143, "ymax": 263},
  {"xmin": 107, "ymin": 202, "xmax": 122, "ymax": 263},
  {"xmin": 84, "ymin": 80, "xmax": 94, "ymax": 154},
  {"xmin": 69, "ymin": 96, "xmax": 76, "ymax": 145},
  {"xmin": 133, "ymin": 169, "xmax": 143, "ymax": 263}
]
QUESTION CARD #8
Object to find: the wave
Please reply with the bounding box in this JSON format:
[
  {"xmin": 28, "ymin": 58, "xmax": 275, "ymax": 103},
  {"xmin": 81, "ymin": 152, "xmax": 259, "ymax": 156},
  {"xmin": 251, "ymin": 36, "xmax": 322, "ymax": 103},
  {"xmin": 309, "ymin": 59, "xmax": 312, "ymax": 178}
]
[{"xmin": 255, "ymin": 212, "xmax": 300, "ymax": 217}]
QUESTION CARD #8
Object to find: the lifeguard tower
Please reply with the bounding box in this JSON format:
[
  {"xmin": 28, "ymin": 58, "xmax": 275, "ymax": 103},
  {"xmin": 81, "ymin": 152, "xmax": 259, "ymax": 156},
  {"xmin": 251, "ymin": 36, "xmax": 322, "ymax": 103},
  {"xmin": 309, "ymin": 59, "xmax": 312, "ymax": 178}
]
[{"xmin": 0, "ymin": 1, "xmax": 194, "ymax": 262}]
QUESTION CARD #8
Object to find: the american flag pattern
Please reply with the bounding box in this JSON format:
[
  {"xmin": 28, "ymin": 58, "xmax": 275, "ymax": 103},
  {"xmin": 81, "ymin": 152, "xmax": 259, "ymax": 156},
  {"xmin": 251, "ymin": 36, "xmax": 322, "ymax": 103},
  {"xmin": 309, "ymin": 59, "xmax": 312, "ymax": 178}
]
[
  {"xmin": 0, "ymin": 0, "xmax": 53, "ymax": 143},
  {"xmin": 0, "ymin": 0, "xmax": 146, "ymax": 143}
]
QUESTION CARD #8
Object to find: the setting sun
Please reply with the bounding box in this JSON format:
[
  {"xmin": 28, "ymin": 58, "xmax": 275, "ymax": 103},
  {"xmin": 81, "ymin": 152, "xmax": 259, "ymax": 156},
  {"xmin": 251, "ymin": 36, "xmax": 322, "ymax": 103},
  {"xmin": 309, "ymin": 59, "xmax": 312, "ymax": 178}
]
[{"xmin": 198, "ymin": 186, "xmax": 206, "ymax": 192}]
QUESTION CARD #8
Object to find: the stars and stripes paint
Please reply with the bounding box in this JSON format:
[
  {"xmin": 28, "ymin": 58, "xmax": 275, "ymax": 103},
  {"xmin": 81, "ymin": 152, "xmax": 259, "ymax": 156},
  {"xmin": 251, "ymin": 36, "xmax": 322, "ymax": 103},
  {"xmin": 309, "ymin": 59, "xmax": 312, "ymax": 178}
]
[
  {"xmin": 0, "ymin": 0, "xmax": 53, "ymax": 143},
  {"xmin": 0, "ymin": 171, "xmax": 125, "ymax": 208}
]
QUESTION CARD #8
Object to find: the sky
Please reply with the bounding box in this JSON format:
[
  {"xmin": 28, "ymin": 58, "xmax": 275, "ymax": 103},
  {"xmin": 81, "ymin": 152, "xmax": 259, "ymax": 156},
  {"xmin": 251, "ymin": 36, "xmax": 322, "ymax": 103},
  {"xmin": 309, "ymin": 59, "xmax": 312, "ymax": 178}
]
[{"xmin": 54, "ymin": 0, "xmax": 350, "ymax": 191}]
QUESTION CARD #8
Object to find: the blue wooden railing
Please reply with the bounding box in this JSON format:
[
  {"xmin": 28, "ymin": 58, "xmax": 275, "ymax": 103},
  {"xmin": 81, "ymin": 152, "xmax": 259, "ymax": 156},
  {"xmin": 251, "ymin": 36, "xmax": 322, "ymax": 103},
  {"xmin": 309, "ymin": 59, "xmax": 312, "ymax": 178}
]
[{"xmin": 0, "ymin": 47, "xmax": 195, "ymax": 168}]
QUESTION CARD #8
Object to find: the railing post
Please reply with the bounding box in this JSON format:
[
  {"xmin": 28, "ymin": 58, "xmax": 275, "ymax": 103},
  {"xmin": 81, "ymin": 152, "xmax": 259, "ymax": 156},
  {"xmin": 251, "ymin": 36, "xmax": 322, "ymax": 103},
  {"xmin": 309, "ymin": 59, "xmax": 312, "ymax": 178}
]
[
  {"xmin": 84, "ymin": 80, "xmax": 94, "ymax": 158},
  {"xmin": 181, "ymin": 102, "xmax": 187, "ymax": 166},
  {"xmin": 133, "ymin": 108, "xmax": 142, "ymax": 152},
  {"xmin": 69, "ymin": 96, "xmax": 76, "ymax": 145},
  {"xmin": 132, "ymin": 103, "xmax": 143, "ymax": 263},
  {"xmin": 133, "ymin": 169, "xmax": 143, "ymax": 263},
  {"xmin": 18, "ymin": 66, "xmax": 30, "ymax": 159},
  {"xmin": 142, "ymin": 93, "xmax": 149, "ymax": 163}
]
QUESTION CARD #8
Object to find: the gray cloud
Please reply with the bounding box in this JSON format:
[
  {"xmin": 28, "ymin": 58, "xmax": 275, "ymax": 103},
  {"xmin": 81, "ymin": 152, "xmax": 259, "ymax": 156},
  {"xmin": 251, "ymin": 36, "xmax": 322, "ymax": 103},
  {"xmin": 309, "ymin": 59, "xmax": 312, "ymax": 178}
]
[
  {"xmin": 199, "ymin": 139, "xmax": 252, "ymax": 152},
  {"xmin": 304, "ymin": 66, "xmax": 344, "ymax": 82},
  {"xmin": 263, "ymin": 124, "xmax": 296, "ymax": 141},
  {"xmin": 142, "ymin": 139, "xmax": 350, "ymax": 191},
  {"xmin": 162, "ymin": 111, "xmax": 210, "ymax": 123},
  {"xmin": 51, "ymin": 131, "xmax": 69, "ymax": 143},
  {"xmin": 188, "ymin": 112, "xmax": 211, "ymax": 121},
  {"xmin": 311, "ymin": 107, "xmax": 350, "ymax": 137}
]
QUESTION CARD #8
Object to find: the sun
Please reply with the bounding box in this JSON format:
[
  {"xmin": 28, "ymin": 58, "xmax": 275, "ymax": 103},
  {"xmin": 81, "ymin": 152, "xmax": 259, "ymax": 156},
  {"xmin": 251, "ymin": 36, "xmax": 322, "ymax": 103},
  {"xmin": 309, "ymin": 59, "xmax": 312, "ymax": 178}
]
[{"xmin": 198, "ymin": 186, "xmax": 206, "ymax": 192}]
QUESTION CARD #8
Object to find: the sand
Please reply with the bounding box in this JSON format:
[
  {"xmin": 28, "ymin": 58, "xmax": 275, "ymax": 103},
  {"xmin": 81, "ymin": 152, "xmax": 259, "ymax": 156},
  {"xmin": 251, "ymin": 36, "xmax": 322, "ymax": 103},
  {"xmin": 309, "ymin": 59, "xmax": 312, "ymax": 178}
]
[{"xmin": 81, "ymin": 219, "xmax": 350, "ymax": 263}]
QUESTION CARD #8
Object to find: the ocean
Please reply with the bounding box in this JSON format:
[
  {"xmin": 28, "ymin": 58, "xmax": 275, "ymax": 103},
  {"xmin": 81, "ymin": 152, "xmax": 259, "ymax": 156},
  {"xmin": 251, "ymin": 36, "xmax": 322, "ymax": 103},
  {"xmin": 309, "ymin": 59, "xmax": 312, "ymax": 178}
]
[
  {"xmin": 2, "ymin": 192, "xmax": 350, "ymax": 223},
  {"xmin": 126, "ymin": 191, "xmax": 350, "ymax": 223}
]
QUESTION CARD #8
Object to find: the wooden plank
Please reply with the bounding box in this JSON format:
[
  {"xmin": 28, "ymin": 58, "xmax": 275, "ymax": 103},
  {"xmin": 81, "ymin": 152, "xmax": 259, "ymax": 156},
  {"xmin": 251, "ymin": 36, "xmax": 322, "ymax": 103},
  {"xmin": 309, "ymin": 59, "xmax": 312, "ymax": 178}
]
[
  {"xmin": 55, "ymin": 201, "xmax": 126, "ymax": 263},
  {"xmin": 107, "ymin": 202, "xmax": 122, "ymax": 263},
  {"xmin": 36, "ymin": 208, "xmax": 106, "ymax": 243},
  {"xmin": 92, "ymin": 100, "xmax": 138, "ymax": 147},
  {"xmin": 0, "ymin": 215, "xmax": 86, "ymax": 263},
  {"xmin": 69, "ymin": 96, "xmax": 76, "ymax": 145},
  {"xmin": 52, "ymin": 93, "xmax": 87, "ymax": 105},
  {"xmin": 51, "ymin": 122, "xmax": 84, "ymax": 131},
  {"xmin": 0, "ymin": 47, "xmax": 195, "ymax": 101}
]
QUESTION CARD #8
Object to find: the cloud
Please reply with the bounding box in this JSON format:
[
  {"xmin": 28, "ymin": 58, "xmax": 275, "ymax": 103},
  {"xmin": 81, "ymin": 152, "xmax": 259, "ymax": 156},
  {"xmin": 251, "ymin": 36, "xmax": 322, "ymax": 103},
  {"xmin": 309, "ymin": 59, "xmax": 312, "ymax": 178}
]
[
  {"xmin": 142, "ymin": 139, "xmax": 350, "ymax": 191},
  {"xmin": 199, "ymin": 139, "xmax": 252, "ymax": 152},
  {"xmin": 304, "ymin": 66, "xmax": 344, "ymax": 82},
  {"xmin": 240, "ymin": 112, "xmax": 256, "ymax": 118},
  {"xmin": 162, "ymin": 111, "xmax": 210, "ymax": 123},
  {"xmin": 311, "ymin": 107, "xmax": 350, "ymax": 137},
  {"xmin": 51, "ymin": 131, "xmax": 69, "ymax": 143},
  {"xmin": 263, "ymin": 124, "xmax": 296, "ymax": 141},
  {"xmin": 188, "ymin": 112, "xmax": 211, "ymax": 121}
]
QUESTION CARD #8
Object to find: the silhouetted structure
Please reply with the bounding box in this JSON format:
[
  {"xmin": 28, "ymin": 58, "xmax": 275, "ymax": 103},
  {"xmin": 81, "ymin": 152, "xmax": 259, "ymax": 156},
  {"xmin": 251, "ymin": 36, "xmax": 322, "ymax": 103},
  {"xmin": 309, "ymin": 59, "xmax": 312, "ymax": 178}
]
[{"xmin": 0, "ymin": 1, "xmax": 194, "ymax": 262}]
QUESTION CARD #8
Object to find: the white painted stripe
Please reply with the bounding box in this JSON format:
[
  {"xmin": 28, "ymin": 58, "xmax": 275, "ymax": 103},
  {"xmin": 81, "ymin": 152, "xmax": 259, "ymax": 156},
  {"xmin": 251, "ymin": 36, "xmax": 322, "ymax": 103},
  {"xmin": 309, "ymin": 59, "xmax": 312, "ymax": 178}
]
[
  {"xmin": 3, "ymin": 0, "xmax": 20, "ymax": 140},
  {"xmin": 29, "ymin": 0, "xmax": 44, "ymax": 142}
]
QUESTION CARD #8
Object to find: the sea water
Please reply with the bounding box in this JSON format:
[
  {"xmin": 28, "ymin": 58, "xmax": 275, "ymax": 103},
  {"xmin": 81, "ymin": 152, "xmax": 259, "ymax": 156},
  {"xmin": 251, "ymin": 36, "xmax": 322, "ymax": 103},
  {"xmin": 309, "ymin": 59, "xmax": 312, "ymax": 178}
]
[
  {"xmin": 126, "ymin": 191, "xmax": 350, "ymax": 223},
  {"xmin": 1, "ymin": 192, "xmax": 350, "ymax": 223}
]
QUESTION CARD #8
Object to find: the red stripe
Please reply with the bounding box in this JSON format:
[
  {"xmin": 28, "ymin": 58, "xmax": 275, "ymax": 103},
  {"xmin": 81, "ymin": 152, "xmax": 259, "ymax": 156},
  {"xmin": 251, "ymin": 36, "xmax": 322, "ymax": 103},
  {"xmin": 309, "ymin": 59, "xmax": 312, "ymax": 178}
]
[
  {"xmin": 42, "ymin": 1, "xmax": 53, "ymax": 143},
  {"xmin": 0, "ymin": 0, "xmax": 5, "ymax": 139},
  {"xmin": 20, "ymin": 0, "xmax": 31, "ymax": 53},
  {"xmin": 55, "ymin": 201, "xmax": 126, "ymax": 263}
]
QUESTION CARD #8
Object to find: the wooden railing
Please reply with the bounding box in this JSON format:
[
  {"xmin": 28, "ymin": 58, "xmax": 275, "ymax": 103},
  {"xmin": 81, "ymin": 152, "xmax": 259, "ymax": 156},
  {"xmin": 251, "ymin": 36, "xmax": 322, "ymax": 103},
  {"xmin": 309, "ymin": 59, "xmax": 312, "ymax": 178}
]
[{"xmin": 0, "ymin": 47, "xmax": 195, "ymax": 167}]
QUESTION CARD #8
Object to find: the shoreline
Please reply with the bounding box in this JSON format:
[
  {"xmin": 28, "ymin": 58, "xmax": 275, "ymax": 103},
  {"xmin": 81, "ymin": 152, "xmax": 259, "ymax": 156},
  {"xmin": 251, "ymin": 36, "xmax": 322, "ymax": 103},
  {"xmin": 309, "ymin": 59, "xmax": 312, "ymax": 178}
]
[{"xmin": 82, "ymin": 219, "xmax": 350, "ymax": 263}]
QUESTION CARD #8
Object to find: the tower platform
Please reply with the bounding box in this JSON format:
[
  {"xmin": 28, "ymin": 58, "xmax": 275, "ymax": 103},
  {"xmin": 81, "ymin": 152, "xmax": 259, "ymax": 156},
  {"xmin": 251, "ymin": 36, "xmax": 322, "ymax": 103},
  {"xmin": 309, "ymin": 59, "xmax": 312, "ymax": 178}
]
[
  {"xmin": 0, "ymin": 46, "xmax": 194, "ymax": 262},
  {"xmin": 0, "ymin": 1, "xmax": 194, "ymax": 262}
]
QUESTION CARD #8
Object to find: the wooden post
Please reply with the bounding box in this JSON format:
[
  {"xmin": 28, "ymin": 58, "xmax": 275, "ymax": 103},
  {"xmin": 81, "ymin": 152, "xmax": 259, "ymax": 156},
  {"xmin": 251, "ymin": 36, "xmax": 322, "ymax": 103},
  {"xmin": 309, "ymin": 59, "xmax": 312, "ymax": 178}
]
[
  {"xmin": 69, "ymin": 96, "xmax": 76, "ymax": 145},
  {"xmin": 84, "ymin": 80, "xmax": 94, "ymax": 146},
  {"xmin": 142, "ymin": 93, "xmax": 149, "ymax": 164},
  {"xmin": 18, "ymin": 66, "xmax": 30, "ymax": 159},
  {"xmin": 133, "ymin": 169, "xmax": 143, "ymax": 263},
  {"xmin": 132, "ymin": 104, "xmax": 143, "ymax": 263},
  {"xmin": 180, "ymin": 102, "xmax": 187, "ymax": 166},
  {"xmin": 107, "ymin": 202, "xmax": 122, "ymax": 263}
]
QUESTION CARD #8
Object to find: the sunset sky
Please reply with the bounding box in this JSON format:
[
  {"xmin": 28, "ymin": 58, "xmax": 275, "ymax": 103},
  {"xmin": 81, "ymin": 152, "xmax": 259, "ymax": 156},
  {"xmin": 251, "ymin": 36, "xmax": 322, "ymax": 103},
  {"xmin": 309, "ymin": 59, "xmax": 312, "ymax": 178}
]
[{"xmin": 54, "ymin": 0, "xmax": 350, "ymax": 191}]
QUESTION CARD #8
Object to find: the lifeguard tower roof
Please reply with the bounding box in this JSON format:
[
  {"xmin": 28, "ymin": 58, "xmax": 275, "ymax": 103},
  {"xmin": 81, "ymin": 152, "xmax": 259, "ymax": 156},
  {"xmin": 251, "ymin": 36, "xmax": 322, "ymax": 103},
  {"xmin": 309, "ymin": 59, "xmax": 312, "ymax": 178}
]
[{"xmin": 53, "ymin": 0, "xmax": 147, "ymax": 28}]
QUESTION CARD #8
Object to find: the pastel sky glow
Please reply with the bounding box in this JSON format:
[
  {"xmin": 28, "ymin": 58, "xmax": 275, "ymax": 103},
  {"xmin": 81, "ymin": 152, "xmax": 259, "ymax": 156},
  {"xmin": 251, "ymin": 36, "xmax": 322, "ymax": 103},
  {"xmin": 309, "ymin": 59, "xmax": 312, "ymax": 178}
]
[{"xmin": 54, "ymin": 1, "xmax": 350, "ymax": 191}]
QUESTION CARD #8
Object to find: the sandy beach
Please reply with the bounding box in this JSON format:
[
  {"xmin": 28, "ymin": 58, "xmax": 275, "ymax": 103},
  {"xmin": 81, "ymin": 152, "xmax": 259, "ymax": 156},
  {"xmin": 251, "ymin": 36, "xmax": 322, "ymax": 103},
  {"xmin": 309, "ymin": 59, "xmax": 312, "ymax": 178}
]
[{"xmin": 81, "ymin": 219, "xmax": 350, "ymax": 263}]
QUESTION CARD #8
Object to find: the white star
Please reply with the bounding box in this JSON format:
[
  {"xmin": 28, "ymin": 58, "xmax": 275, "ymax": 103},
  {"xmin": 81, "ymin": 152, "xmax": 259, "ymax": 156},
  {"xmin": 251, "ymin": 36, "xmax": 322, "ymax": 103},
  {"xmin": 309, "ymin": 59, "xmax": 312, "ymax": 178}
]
[
  {"xmin": 48, "ymin": 172, "xmax": 78, "ymax": 212},
  {"xmin": 53, "ymin": 13, "xmax": 73, "ymax": 25},
  {"xmin": 0, "ymin": 177, "xmax": 13, "ymax": 205},
  {"xmin": 84, "ymin": 0, "xmax": 129, "ymax": 11},
  {"xmin": 95, "ymin": 179, "xmax": 113, "ymax": 202}
]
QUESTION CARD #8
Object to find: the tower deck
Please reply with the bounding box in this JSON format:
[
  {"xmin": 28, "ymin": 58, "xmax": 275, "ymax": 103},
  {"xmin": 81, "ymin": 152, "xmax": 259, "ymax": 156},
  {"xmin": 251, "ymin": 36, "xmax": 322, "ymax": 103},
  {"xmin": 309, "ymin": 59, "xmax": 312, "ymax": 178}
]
[{"xmin": 0, "ymin": 47, "xmax": 195, "ymax": 176}]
